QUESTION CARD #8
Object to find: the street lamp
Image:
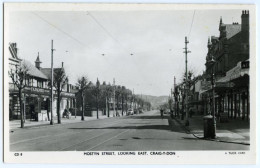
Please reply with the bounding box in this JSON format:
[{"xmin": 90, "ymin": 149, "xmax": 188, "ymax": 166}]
[{"xmin": 208, "ymin": 56, "xmax": 216, "ymax": 138}]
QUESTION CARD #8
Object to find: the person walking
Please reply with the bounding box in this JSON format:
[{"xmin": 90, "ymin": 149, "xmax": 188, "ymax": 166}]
[{"xmin": 160, "ymin": 109, "xmax": 164, "ymax": 119}]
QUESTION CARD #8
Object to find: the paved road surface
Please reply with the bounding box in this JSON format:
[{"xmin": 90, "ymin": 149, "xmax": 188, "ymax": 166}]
[{"xmin": 9, "ymin": 110, "xmax": 249, "ymax": 151}]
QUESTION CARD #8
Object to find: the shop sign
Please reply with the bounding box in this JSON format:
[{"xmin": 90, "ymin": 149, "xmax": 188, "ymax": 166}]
[
  {"xmin": 201, "ymin": 81, "xmax": 211, "ymax": 90},
  {"xmin": 215, "ymin": 82, "xmax": 235, "ymax": 88},
  {"xmin": 62, "ymin": 92, "xmax": 75, "ymax": 97}
]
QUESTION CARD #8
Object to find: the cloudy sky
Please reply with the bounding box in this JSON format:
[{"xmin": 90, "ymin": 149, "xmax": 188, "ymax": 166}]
[{"xmin": 7, "ymin": 6, "xmax": 243, "ymax": 96}]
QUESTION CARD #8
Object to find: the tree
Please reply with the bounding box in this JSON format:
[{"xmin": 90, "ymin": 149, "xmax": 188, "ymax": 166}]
[
  {"xmin": 182, "ymin": 70, "xmax": 195, "ymax": 86},
  {"xmin": 9, "ymin": 62, "xmax": 29, "ymax": 128},
  {"xmin": 121, "ymin": 86, "xmax": 126, "ymax": 116},
  {"xmin": 168, "ymin": 96, "xmax": 174, "ymax": 111},
  {"xmin": 103, "ymin": 83, "xmax": 113, "ymax": 117},
  {"xmin": 93, "ymin": 78, "xmax": 101, "ymax": 119},
  {"xmin": 115, "ymin": 85, "xmax": 122, "ymax": 116},
  {"xmin": 124, "ymin": 89, "xmax": 132, "ymax": 112},
  {"xmin": 76, "ymin": 76, "xmax": 89, "ymax": 121},
  {"xmin": 53, "ymin": 67, "xmax": 68, "ymax": 124}
]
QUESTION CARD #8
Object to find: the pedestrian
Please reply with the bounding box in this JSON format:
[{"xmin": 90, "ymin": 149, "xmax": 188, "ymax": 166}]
[
  {"xmin": 160, "ymin": 109, "xmax": 164, "ymax": 119},
  {"xmin": 170, "ymin": 110, "xmax": 174, "ymax": 119}
]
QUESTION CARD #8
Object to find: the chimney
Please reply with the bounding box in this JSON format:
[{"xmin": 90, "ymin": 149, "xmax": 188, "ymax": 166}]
[
  {"xmin": 62, "ymin": 62, "xmax": 64, "ymax": 68},
  {"xmin": 241, "ymin": 10, "xmax": 249, "ymax": 32}
]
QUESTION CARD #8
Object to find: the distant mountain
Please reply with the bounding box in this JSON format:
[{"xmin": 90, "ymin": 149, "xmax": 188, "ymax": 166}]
[{"xmin": 136, "ymin": 94, "xmax": 168, "ymax": 109}]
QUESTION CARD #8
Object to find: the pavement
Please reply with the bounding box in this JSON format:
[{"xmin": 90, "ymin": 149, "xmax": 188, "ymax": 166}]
[
  {"xmin": 173, "ymin": 114, "xmax": 250, "ymax": 145},
  {"xmin": 9, "ymin": 114, "xmax": 110, "ymax": 130}
]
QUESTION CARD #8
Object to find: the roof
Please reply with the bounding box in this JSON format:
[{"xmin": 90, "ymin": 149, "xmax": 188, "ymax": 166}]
[
  {"xmin": 41, "ymin": 68, "xmax": 62, "ymax": 80},
  {"xmin": 22, "ymin": 60, "xmax": 48, "ymax": 80},
  {"xmin": 222, "ymin": 24, "xmax": 241, "ymax": 39}
]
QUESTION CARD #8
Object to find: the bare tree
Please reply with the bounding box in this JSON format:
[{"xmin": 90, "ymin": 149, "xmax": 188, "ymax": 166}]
[
  {"xmin": 124, "ymin": 89, "xmax": 132, "ymax": 113},
  {"xmin": 53, "ymin": 67, "xmax": 68, "ymax": 124},
  {"xmin": 121, "ymin": 86, "xmax": 126, "ymax": 116},
  {"xmin": 93, "ymin": 78, "xmax": 101, "ymax": 119},
  {"xmin": 115, "ymin": 85, "xmax": 122, "ymax": 116},
  {"xmin": 9, "ymin": 62, "xmax": 29, "ymax": 128},
  {"xmin": 76, "ymin": 76, "xmax": 89, "ymax": 121},
  {"xmin": 103, "ymin": 83, "xmax": 113, "ymax": 117}
]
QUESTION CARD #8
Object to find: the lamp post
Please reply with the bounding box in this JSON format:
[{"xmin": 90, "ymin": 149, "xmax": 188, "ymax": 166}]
[
  {"xmin": 50, "ymin": 40, "xmax": 54, "ymax": 125},
  {"xmin": 208, "ymin": 56, "xmax": 216, "ymax": 138}
]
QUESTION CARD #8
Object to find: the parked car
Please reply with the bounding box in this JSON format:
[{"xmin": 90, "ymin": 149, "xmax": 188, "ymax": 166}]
[{"xmin": 127, "ymin": 109, "xmax": 134, "ymax": 115}]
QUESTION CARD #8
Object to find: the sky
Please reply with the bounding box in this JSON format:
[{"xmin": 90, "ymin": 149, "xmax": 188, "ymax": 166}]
[{"xmin": 7, "ymin": 8, "xmax": 243, "ymax": 96}]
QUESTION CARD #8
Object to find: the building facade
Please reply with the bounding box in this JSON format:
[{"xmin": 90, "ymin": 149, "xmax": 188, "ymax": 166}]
[
  {"xmin": 9, "ymin": 43, "xmax": 77, "ymax": 121},
  {"xmin": 202, "ymin": 10, "xmax": 250, "ymax": 121}
]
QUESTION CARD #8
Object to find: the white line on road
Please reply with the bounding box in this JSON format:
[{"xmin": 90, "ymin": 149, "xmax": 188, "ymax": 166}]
[
  {"xmin": 59, "ymin": 120, "xmax": 134, "ymax": 151},
  {"xmin": 86, "ymin": 129, "xmax": 130, "ymax": 151},
  {"xmin": 59, "ymin": 129, "xmax": 116, "ymax": 151},
  {"xmin": 10, "ymin": 119, "xmax": 125, "ymax": 146}
]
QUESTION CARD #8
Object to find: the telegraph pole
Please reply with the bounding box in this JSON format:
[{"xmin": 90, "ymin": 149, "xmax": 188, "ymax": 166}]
[
  {"xmin": 133, "ymin": 88, "xmax": 136, "ymax": 111},
  {"xmin": 174, "ymin": 76, "xmax": 177, "ymax": 117},
  {"xmin": 50, "ymin": 40, "xmax": 54, "ymax": 125},
  {"xmin": 184, "ymin": 36, "xmax": 191, "ymax": 126}
]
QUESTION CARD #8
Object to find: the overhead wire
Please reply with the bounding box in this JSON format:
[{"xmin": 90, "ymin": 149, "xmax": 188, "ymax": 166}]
[
  {"xmin": 86, "ymin": 11, "xmax": 130, "ymax": 54},
  {"xmin": 32, "ymin": 12, "xmax": 89, "ymax": 48},
  {"xmin": 86, "ymin": 11, "xmax": 147, "ymax": 77},
  {"xmin": 188, "ymin": 10, "xmax": 196, "ymax": 40},
  {"xmin": 32, "ymin": 12, "xmax": 117, "ymax": 83}
]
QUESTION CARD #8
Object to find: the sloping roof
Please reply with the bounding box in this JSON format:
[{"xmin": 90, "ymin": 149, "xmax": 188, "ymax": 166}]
[
  {"xmin": 223, "ymin": 24, "xmax": 241, "ymax": 39},
  {"xmin": 41, "ymin": 68, "xmax": 62, "ymax": 80},
  {"xmin": 22, "ymin": 60, "xmax": 48, "ymax": 80}
]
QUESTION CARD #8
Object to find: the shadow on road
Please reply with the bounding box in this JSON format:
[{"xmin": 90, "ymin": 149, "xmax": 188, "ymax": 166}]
[
  {"xmin": 69, "ymin": 124, "xmax": 170, "ymax": 130},
  {"xmin": 124, "ymin": 115, "xmax": 168, "ymax": 120},
  {"xmin": 68, "ymin": 119, "xmax": 186, "ymax": 134}
]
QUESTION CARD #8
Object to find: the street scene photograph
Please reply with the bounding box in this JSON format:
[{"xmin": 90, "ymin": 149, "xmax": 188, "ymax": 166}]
[{"xmin": 3, "ymin": 3, "xmax": 256, "ymax": 164}]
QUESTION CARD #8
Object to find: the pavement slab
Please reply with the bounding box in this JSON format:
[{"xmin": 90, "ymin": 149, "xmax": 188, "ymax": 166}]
[{"xmin": 173, "ymin": 115, "xmax": 250, "ymax": 145}]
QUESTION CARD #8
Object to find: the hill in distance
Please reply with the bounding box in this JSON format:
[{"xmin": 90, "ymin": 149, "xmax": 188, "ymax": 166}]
[{"xmin": 136, "ymin": 94, "xmax": 168, "ymax": 109}]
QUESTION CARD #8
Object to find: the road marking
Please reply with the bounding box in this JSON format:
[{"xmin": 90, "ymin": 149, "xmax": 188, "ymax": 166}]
[
  {"xmin": 59, "ymin": 120, "xmax": 132, "ymax": 151},
  {"xmin": 59, "ymin": 129, "xmax": 116, "ymax": 151},
  {"xmin": 10, "ymin": 119, "xmax": 125, "ymax": 145},
  {"xmin": 10, "ymin": 116, "xmax": 145, "ymax": 150},
  {"xmin": 86, "ymin": 129, "xmax": 130, "ymax": 151},
  {"xmin": 10, "ymin": 119, "xmax": 124, "ymax": 136}
]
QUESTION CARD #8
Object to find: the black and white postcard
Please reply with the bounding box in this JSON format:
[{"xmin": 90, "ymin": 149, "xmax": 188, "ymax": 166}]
[{"xmin": 3, "ymin": 3, "xmax": 256, "ymax": 164}]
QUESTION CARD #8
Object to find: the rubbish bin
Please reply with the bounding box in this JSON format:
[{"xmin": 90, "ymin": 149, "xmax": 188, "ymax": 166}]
[{"xmin": 203, "ymin": 115, "xmax": 214, "ymax": 138}]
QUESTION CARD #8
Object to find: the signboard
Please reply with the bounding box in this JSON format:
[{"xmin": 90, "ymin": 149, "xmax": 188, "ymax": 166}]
[
  {"xmin": 201, "ymin": 81, "xmax": 211, "ymax": 90},
  {"xmin": 215, "ymin": 82, "xmax": 235, "ymax": 88}
]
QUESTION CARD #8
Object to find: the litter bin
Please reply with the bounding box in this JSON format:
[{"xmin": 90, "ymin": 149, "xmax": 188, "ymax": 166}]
[{"xmin": 203, "ymin": 115, "xmax": 215, "ymax": 138}]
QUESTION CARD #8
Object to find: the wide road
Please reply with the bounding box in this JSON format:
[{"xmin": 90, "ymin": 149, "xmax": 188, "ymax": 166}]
[{"xmin": 9, "ymin": 110, "xmax": 249, "ymax": 151}]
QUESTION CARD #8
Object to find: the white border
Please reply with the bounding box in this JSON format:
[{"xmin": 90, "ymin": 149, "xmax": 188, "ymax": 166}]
[{"xmin": 2, "ymin": 2, "xmax": 257, "ymax": 165}]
